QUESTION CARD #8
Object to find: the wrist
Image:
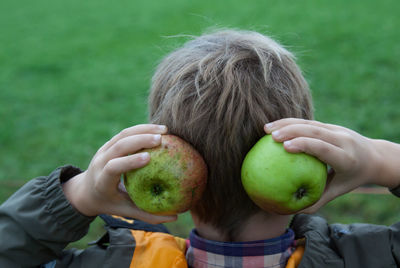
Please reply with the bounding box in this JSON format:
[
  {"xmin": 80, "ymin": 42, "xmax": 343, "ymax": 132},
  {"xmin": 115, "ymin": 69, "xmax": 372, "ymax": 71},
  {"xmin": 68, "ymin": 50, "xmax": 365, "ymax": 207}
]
[
  {"xmin": 62, "ymin": 172, "xmax": 99, "ymax": 217},
  {"xmin": 371, "ymin": 139, "xmax": 400, "ymax": 189}
]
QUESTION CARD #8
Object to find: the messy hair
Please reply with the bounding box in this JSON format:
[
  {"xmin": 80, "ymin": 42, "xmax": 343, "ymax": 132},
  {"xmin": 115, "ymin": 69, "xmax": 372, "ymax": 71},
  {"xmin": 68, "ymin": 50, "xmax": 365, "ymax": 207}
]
[{"xmin": 148, "ymin": 29, "xmax": 313, "ymax": 239}]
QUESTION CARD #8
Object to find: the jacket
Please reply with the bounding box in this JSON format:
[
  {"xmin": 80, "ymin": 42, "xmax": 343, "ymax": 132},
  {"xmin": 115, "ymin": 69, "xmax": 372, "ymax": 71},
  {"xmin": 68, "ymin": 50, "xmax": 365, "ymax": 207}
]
[{"xmin": 0, "ymin": 166, "xmax": 399, "ymax": 268}]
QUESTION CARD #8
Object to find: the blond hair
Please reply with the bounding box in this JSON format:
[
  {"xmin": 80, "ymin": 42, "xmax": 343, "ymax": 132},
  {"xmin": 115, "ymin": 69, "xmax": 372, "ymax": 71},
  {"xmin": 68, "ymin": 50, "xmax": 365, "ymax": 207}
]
[{"xmin": 149, "ymin": 29, "xmax": 313, "ymax": 239}]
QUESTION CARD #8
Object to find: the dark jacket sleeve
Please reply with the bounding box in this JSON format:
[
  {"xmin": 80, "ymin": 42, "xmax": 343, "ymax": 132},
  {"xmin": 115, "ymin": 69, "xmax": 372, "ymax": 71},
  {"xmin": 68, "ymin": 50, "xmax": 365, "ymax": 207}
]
[
  {"xmin": 292, "ymin": 214, "xmax": 400, "ymax": 268},
  {"xmin": 0, "ymin": 166, "xmax": 95, "ymax": 268},
  {"xmin": 329, "ymin": 220, "xmax": 400, "ymax": 267}
]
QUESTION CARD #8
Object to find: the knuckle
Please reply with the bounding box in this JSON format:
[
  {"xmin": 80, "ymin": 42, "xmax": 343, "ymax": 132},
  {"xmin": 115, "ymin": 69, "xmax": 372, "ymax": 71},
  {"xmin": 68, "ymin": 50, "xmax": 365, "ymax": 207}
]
[
  {"xmin": 112, "ymin": 139, "xmax": 125, "ymax": 153},
  {"xmin": 119, "ymin": 127, "xmax": 132, "ymax": 137},
  {"xmin": 126, "ymin": 155, "xmax": 142, "ymax": 169},
  {"xmin": 104, "ymin": 159, "xmax": 118, "ymax": 175},
  {"xmin": 345, "ymin": 155, "xmax": 357, "ymax": 168},
  {"xmin": 295, "ymin": 137, "xmax": 309, "ymax": 150},
  {"xmin": 136, "ymin": 124, "xmax": 157, "ymax": 132},
  {"xmin": 134, "ymin": 124, "xmax": 147, "ymax": 130},
  {"xmin": 339, "ymin": 131, "xmax": 356, "ymax": 146},
  {"xmin": 92, "ymin": 155, "xmax": 105, "ymax": 169},
  {"xmin": 308, "ymin": 119, "xmax": 317, "ymax": 125},
  {"xmin": 316, "ymin": 140, "xmax": 330, "ymax": 155},
  {"xmin": 310, "ymin": 127, "xmax": 322, "ymax": 137},
  {"xmin": 140, "ymin": 134, "xmax": 160, "ymax": 147}
]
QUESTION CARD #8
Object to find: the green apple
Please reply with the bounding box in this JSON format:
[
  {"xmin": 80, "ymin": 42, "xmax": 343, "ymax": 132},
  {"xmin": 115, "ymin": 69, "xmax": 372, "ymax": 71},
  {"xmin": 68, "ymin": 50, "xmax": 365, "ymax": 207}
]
[
  {"xmin": 241, "ymin": 135, "xmax": 327, "ymax": 214},
  {"xmin": 124, "ymin": 134, "xmax": 207, "ymax": 216}
]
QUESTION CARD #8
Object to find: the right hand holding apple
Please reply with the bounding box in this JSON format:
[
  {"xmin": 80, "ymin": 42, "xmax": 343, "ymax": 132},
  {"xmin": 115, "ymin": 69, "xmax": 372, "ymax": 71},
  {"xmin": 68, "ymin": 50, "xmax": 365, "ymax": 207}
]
[
  {"xmin": 264, "ymin": 118, "xmax": 400, "ymax": 213},
  {"xmin": 62, "ymin": 124, "xmax": 178, "ymax": 224}
]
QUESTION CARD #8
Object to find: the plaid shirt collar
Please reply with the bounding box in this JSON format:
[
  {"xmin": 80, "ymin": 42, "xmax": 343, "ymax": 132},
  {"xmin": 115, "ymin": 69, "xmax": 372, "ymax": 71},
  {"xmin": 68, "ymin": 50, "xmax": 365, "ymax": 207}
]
[{"xmin": 186, "ymin": 228, "xmax": 295, "ymax": 268}]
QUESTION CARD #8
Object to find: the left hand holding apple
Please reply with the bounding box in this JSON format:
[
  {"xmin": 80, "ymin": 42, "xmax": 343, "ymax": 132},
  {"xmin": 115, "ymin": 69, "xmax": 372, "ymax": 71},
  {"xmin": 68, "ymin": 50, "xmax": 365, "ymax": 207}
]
[{"xmin": 264, "ymin": 118, "xmax": 400, "ymax": 213}]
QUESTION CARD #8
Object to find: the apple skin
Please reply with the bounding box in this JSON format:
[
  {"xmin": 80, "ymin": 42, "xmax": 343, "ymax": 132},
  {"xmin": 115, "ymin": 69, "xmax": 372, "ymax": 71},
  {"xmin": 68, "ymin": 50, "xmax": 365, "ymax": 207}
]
[
  {"xmin": 241, "ymin": 135, "xmax": 327, "ymax": 214},
  {"xmin": 124, "ymin": 134, "xmax": 207, "ymax": 216}
]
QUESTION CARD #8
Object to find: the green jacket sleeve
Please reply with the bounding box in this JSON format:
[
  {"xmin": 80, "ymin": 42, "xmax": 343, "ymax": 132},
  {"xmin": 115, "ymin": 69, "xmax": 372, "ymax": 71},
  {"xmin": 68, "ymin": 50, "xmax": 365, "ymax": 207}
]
[{"xmin": 0, "ymin": 166, "xmax": 94, "ymax": 268}]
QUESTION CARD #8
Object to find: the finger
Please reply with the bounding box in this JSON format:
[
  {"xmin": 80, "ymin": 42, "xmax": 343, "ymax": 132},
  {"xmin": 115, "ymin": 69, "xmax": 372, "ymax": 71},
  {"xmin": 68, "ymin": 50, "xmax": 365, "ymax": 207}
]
[
  {"xmin": 99, "ymin": 124, "xmax": 168, "ymax": 153},
  {"xmin": 103, "ymin": 134, "xmax": 162, "ymax": 162},
  {"xmin": 102, "ymin": 152, "xmax": 151, "ymax": 183},
  {"xmin": 264, "ymin": 118, "xmax": 339, "ymax": 134},
  {"xmin": 129, "ymin": 209, "xmax": 178, "ymax": 224},
  {"xmin": 117, "ymin": 200, "xmax": 178, "ymax": 224},
  {"xmin": 299, "ymin": 194, "xmax": 332, "ymax": 214},
  {"xmin": 270, "ymin": 124, "xmax": 345, "ymax": 148},
  {"xmin": 283, "ymin": 137, "xmax": 350, "ymax": 170}
]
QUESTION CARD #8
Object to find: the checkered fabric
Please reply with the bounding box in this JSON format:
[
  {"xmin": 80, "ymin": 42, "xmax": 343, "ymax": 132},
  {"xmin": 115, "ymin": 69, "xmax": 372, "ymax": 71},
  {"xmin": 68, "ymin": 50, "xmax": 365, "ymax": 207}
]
[{"xmin": 186, "ymin": 229, "xmax": 295, "ymax": 268}]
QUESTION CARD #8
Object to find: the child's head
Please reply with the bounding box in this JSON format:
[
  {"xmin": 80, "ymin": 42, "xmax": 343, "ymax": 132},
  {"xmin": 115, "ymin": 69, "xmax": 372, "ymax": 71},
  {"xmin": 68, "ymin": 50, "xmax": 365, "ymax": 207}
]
[{"xmin": 148, "ymin": 29, "xmax": 313, "ymax": 238}]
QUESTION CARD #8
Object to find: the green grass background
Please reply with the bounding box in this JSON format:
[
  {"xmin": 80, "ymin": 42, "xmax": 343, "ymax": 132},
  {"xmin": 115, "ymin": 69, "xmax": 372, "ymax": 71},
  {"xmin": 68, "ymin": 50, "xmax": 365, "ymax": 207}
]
[{"xmin": 1, "ymin": 0, "xmax": 399, "ymax": 248}]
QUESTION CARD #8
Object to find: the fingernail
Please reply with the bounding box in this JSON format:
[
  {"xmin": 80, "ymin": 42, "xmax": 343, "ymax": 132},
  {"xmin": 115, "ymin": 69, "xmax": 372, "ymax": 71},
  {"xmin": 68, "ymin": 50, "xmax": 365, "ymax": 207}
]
[
  {"xmin": 158, "ymin": 125, "xmax": 167, "ymax": 132},
  {"xmin": 264, "ymin": 123, "xmax": 273, "ymax": 131},
  {"xmin": 284, "ymin": 140, "xmax": 299, "ymax": 151},
  {"xmin": 271, "ymin": 130, "xmax": 280, "ymax": 138},
  {"xmin": 283, "ymin": 140, "xmax": 291, "ymax": 147},
  {"xmin": 154, "ymin": 134, "xmax": 161, "ymax": 142},
  {"xmin": 140, "ymin": 152, "xmax": 150, "ymax": 160}
]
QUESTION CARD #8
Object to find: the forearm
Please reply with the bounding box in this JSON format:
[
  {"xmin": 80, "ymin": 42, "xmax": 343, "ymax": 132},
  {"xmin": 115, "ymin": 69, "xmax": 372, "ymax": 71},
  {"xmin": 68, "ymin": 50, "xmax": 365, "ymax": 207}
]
[{"xmin": 0, "ymin": 166, "xmax": 94, "ymax": 267}]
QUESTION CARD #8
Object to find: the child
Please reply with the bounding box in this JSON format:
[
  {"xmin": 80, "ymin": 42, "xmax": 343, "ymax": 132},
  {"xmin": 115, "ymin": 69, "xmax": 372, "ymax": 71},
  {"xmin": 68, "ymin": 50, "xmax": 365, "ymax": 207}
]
[{"xmin": 0, "ymin": 30, "xmax": 399, "ymax": 268}]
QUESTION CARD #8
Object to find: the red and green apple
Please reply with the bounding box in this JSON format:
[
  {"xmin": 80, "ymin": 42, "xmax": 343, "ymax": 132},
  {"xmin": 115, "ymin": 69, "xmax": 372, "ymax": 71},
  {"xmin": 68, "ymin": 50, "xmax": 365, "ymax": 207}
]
[{"xmin": 124, "ymin": 134, "xmax": 207, "ymax": 216}]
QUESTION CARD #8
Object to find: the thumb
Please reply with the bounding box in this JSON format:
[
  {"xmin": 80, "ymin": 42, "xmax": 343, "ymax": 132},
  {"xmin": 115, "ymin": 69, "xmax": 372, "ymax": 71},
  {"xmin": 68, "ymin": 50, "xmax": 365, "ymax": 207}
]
[
  {"xmin": 113, "ymin": 201, "xmax": 178, "ymax": 224},
  {"xmin": 298, "ymin": 191, "xmax": 334, "ymax": 214},
  {"xmin": 116, "ymin": 185, "xmax": 178, "ymax": 224}
]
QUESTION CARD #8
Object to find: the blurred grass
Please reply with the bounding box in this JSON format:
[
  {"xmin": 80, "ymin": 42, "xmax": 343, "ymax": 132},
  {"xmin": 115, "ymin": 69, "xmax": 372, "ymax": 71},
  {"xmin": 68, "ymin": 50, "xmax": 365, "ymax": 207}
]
[
  {"xmin": 319, "ymin": 192, "xmax": 400, "ymax": 226},
  {"xmin": 1, "ymin": 0, "xmax": 399, "ymax": 248}
]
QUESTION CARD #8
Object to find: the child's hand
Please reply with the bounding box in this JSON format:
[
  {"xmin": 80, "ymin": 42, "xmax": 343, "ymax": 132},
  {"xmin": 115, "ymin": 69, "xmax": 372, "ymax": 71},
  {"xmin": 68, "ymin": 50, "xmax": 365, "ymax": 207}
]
[
  {"xmin": 62, "ymin": 124, "xmax": 177, "ymax": 224},
  {"xmin": 264, "ymin": 118, "xmax": 400, "ymax": 213}
]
